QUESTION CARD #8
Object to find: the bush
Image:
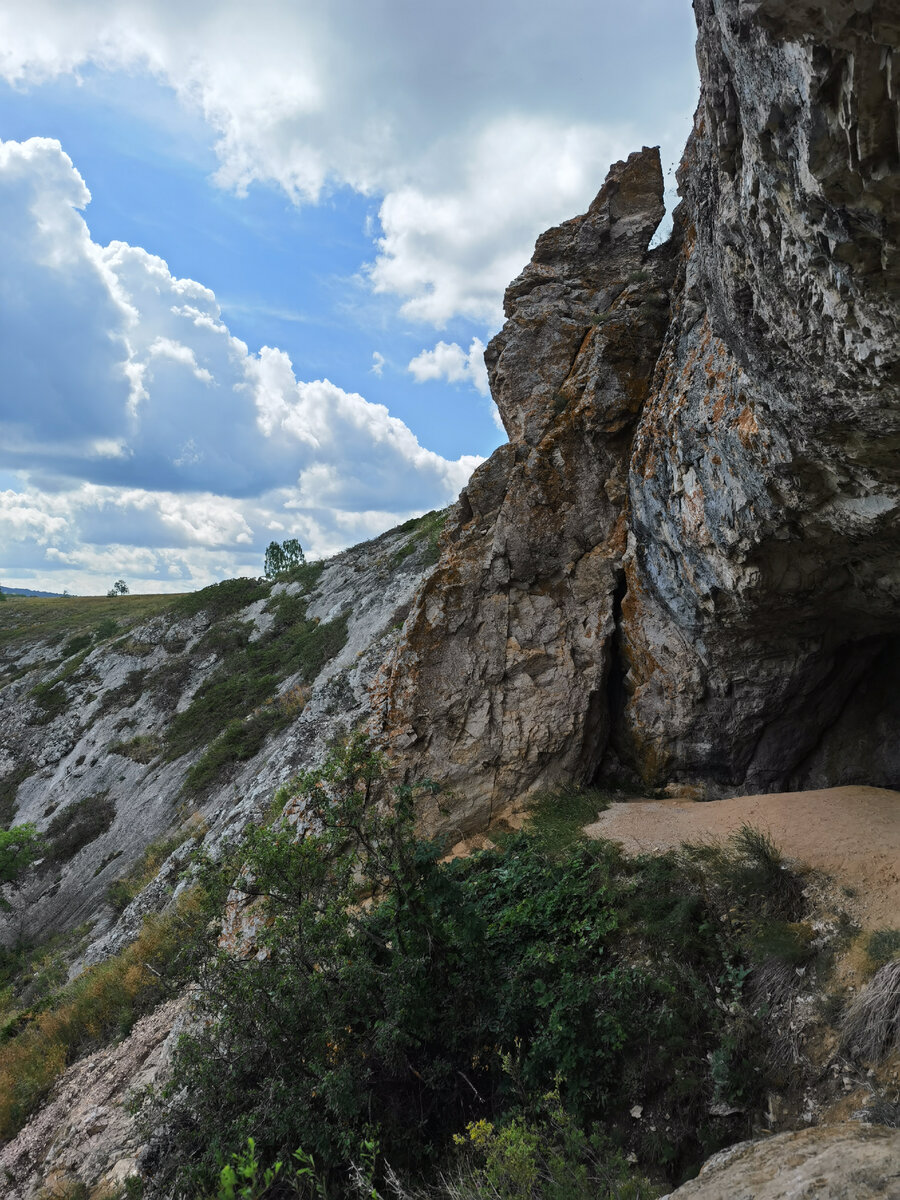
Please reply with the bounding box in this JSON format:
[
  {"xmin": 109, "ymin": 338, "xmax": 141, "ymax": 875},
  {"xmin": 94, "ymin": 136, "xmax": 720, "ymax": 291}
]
[
  {"xmin": 144, "ymin": 738, "xmax": 779, "ymax": 1197},
  {"xmin": 0, "ymin": 824, "xmax": 43, "ymax": 909}
]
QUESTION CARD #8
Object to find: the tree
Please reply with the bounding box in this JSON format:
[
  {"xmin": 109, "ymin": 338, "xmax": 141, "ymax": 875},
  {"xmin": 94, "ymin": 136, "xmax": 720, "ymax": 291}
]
[
  {"xmin": 263, "ymin": 538, "xmax": 305, "ymax": 579},
  {"xmin": 106, "ymin": 579, "xmax": 129, "ymax": 597},
  {"xmin": 0, "ymin": 824, "xmax": 43, "ymax": 911}
]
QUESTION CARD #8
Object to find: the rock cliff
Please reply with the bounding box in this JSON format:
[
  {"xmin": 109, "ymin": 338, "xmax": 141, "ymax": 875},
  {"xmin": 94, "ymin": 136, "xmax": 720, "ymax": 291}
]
[{"xmin": 379, "ymin": 0, "xmax": 900, "ymax": 831}]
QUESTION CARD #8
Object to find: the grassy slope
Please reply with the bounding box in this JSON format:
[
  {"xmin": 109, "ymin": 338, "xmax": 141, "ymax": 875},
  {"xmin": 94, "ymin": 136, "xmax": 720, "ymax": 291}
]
[{"xmin": 0, "ymin": 594, "xmax": 179, "ymax": 656}]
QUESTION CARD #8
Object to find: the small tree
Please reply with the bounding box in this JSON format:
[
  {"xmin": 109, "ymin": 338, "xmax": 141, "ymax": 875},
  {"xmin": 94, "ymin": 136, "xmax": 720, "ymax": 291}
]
[
  {"xmin": 263, "ymin": 539, "xmax": 305, "ymax": 579},
  {"xmin": 0, "ymin": 824, "xmax": 43, "ymax": 911},
  {"xmin": 106, "ymin": 579, "xmax": 129, "ymax": 597}
]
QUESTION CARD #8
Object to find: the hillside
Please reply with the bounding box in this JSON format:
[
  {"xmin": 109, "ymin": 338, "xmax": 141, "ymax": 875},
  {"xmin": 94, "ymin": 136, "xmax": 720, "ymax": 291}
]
[{"xmin": 0, "ymin": 0, "xmax": 897, "ymax": 1196}]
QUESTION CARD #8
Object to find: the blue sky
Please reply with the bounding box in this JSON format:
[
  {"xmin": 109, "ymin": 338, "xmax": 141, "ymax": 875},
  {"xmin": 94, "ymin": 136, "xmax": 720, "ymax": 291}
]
[{"xmin": 0, "ymin": 0, "xmax": 698, "ymax": 594}]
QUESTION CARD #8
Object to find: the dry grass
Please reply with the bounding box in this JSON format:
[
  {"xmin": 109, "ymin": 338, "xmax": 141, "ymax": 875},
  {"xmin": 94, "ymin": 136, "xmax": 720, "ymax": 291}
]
[
  {"xmin": 0, "ymin": 889, "xmax": 206, "ymax": 1140},
  {"xmin": 841, "ymin": 959, "xmax": 900, "ymax": 1062}
]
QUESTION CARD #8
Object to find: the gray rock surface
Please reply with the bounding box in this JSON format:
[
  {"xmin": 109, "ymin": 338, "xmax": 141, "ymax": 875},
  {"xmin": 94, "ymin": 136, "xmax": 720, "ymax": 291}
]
[
  {"xmin": 379, "ymin": 0, "xmax": 899, "ymax": 831},
  {"xmin": 661, "ymin": 1124, "xmax": 900, "ymax": 1199}
]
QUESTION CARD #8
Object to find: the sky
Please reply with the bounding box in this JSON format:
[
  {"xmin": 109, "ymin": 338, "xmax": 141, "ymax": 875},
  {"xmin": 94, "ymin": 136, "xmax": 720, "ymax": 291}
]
[{"xmin": 0, "ymin": 0, "xmax": 699, "ymax": 595}]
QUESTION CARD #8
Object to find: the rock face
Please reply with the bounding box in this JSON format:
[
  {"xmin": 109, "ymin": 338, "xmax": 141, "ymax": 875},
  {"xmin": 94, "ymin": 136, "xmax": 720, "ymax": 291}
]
[
  {"xmin": 380, "ymin": 0, "xmax": 899, "ymax": 830},
  {"xmin": 661, "ymin": 1124, "xmax": 900, "ymax": 1199}
]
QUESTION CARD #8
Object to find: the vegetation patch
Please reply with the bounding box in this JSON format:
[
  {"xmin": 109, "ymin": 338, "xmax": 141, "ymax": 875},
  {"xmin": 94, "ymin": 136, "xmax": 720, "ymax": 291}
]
[
  {"xmin": 61, "ymin": 634, "xmax": 93, "ymax": 659},
  {"xmin": 106, "ymin": 824, "xmax": 202, "ymax": 913},
  {"xmin": 98, "ymin": 669, "xmax": 147, "ymax": 715},
  {"xmin": 0, "ymin": 593, "xmax": 174, "ymax": 657},
  {"xmin": 108, "ymin": 734, "xmax": 162, "ymax": 765},
  {"xmin": 143, "ymin": 737, "xmax": 811, "ymax": 1198},
  {"xmin": 45, "ymin": 793, "xmax": 116, "ymax": 865},
  {"xmin": 0, "ymin": 760, "xmax": 37, "ymax": 829},
  {"xmin": 164, "ymin": 593, "xmax": 348, "ymax": 792},
  {"xmin": 0, "ymin": 891, "xmax": 209, "ymax": 1141},
  {"xmin": 183, "ymin": 707, "xmax": 289, "ymax": 795},
  {"xmin": 866, "ymin": 929, "xmax": 900, "ymax": 967},
  {"xmin": 172, "ymin": 577, "xmax": 271, "ymax": 622},
  {"xmin": 28, "ymin": 648, "xmax": 94, "ymax": 725},
  {"xmin": 391, "ymin": 508, "xmax": 447, "ymax": 569}
]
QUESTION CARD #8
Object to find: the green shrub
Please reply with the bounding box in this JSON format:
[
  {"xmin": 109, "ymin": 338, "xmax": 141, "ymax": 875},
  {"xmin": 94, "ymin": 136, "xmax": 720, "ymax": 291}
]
[
  {"xmin": 61, "ymin": 634, "xmax": 93, "ymax": 659},
  {"xmin": 144, "ymin": 737, "xmax": 778, "ymax": 1197},
  {"xmin": 45, "ymin": 794, "xmax": 116, "ymax": 865},
  {"xmin": 94, "ymin": 617, "xmax": 120, "ymax": 640},
  {"xmin": 172, "ymin": 578, "xmax": 271, "ymax": 621},
  {"xmin": 183, "ymin": 707, "xmax": 289, "ymax": 795},
  {"xmin": 0, "ymin": 760, "xmax": 36, "ymax": 829},
  {"xmin": 0, "ymin": 824, "xmax": 43, "ymax": 909}
]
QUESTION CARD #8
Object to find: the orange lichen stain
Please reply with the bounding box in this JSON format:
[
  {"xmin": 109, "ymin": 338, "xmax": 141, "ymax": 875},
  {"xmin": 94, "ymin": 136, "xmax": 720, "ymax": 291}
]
[
  {"xmin": 736, "ymin": 404, "xmax": 759, "ymax": 446},
  {"xmin": 711, "ymin": 391, "xmax": 727, "ymax": 423}
]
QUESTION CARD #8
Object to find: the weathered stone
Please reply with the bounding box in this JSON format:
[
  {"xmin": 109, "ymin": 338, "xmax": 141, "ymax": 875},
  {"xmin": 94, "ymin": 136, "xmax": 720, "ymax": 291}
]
[{"xmin": 377, "ymin": 148, "xmax": 676, "ymax": 834}]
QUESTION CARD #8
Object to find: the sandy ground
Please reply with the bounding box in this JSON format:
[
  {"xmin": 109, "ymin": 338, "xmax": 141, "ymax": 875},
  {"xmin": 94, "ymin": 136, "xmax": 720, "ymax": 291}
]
[{"xmin": 585, "ymin": 786, "xmax": 900, "ymax": 930}]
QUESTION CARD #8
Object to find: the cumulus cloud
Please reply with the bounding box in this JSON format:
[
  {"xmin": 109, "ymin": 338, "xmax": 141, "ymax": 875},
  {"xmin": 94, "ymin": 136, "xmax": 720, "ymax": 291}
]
[
  {"xmin": 0, "ymin": 0, "xmax": 697, "ymax": 327},
  {"xmin": 0, "ymin": 136, "xmax": 480, "ymax": 590},
  {"xmin": 408, "ymin": 338, "xmax": 489, "ymax": 398}
]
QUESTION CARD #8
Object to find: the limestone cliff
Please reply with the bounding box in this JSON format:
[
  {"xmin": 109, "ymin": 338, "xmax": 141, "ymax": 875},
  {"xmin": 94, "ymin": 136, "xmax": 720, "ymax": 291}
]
[{"xmin": 379, "ymin": 0, "xmax": 900, "ymax": 831}]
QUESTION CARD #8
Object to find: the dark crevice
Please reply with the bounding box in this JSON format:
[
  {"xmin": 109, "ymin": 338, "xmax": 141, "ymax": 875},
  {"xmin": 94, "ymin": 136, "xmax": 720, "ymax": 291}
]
[{"xmin": 590, "ymin": 569, "xmax": 634, "ymax": 788}]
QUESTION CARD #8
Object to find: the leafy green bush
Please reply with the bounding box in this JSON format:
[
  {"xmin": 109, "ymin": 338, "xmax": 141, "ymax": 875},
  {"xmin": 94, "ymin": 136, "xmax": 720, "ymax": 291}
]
[
  {"xmin": 144, "ymin": 737, "xmax": 780, "ymax": 1197},
  {"xmin": 0, "ymin": 824, "xmax": 43, "ymax": 909}
]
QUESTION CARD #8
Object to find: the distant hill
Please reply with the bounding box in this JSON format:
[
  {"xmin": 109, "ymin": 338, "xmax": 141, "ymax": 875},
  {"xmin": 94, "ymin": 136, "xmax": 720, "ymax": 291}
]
[{"xmin": 0, "ymin": 586, "xmax": 67, "ymax": 599}]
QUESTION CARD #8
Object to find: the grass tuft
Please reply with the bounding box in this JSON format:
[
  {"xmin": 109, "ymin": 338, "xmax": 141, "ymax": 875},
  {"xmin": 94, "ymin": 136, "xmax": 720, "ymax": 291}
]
[{"xmin": 841, "ymin": 960, "xmax": 900, "ymax": 1062}]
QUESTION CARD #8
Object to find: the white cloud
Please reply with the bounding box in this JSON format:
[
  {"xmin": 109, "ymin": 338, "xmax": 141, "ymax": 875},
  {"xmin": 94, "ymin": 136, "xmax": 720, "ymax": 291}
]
[
  {"xmin": 0, "ymin": 136, "xmax": 481, "ymax": 590},
  {"xmin": 0, "ymin": 0, "xmax": 697, "ymax": 327},
  {"xmin": 371, "ymin": 351, "xmax": 385, "ymax": 377},
  {"xmin": 408, "ymin": 338, "xmax": 489, "ymax": 397}
]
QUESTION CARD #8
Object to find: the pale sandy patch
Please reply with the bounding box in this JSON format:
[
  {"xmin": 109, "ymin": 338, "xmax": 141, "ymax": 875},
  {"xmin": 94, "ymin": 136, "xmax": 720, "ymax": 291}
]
[{"xmin": 585, "ymin": 786, "xmax": 900, "ymax": 929}]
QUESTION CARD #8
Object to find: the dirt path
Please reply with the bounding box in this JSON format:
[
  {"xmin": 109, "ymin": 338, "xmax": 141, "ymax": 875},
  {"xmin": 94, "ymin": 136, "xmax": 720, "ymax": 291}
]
[{"xmin": 585, "ymin": 786, "xmax": 900, "ymax": 930}]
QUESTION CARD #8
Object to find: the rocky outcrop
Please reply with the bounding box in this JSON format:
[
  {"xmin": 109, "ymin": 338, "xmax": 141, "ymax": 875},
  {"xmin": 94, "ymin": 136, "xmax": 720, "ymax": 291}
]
[
  {"xmin": 379, "ymin": 0, "xmax": 899, "ymax": 829},
  {"xmin": 661, "ymin": 1124, "xmax": 900, "ymax": 1199}
]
